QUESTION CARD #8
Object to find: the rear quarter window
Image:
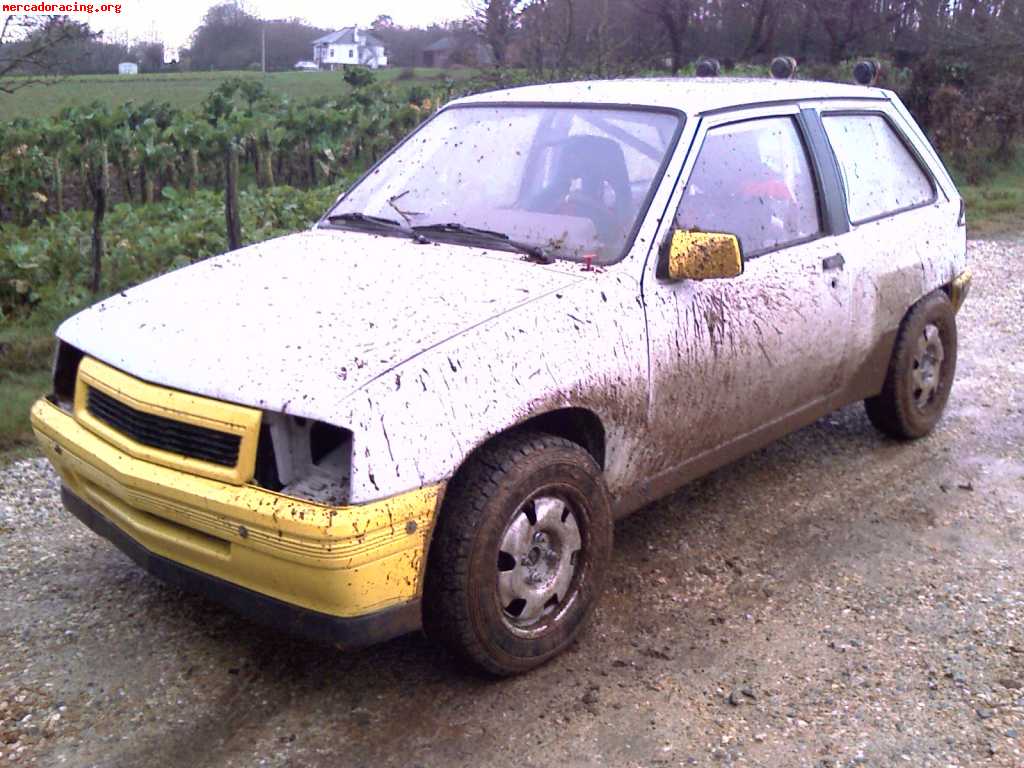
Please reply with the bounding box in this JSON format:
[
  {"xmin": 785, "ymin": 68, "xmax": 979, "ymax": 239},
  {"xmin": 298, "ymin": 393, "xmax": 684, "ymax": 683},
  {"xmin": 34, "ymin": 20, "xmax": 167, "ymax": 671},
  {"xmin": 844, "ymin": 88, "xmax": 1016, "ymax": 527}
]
[{"xmin": 822, "ymin": 113, "xmax": 934, "ymax": 223}]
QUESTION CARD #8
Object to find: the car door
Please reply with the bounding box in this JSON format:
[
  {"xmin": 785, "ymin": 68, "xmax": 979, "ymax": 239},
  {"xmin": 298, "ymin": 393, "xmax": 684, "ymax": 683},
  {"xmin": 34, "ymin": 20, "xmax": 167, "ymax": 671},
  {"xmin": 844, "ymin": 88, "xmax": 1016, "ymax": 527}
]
[
  {"xmin": 817, "ymin": 106, "xmax": 956, "ymax": 376},
  {"xmin": 638, "ymin": 107, "xmax": 854, "ymax": 488}
]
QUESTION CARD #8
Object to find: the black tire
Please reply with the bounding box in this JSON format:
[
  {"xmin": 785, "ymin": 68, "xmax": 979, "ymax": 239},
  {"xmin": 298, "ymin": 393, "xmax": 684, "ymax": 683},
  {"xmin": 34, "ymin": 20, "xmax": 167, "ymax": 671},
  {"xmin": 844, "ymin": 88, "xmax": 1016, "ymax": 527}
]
[
  {"xmin": 865, "ymin": 290, "xmax": 958, "ymax": 440},
  {"xmin": 423, "ymin": 431, "xmax": 613, "ymax": 676}
]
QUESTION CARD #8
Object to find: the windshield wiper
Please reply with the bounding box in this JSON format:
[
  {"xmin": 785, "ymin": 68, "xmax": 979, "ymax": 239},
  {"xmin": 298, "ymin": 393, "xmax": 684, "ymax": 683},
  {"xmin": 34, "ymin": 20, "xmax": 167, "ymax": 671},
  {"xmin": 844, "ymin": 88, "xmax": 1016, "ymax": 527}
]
[
  {"xmin": 325, "ymin": 212, "xmax": 413, "ymax": 234},
  {"xmin": 411, "ymin": 222, "xmax": 550, "ymax": 260}
]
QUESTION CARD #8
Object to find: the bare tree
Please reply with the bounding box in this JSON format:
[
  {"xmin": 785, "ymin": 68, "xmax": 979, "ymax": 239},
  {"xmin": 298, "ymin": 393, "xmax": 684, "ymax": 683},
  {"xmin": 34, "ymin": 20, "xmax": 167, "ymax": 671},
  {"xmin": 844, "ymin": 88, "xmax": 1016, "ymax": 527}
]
[
  {"xmin": 584, "ymin": 0, "xmax": 613, "ymax": 75},
  {"xmin": 474, "ymin": 0, "xmax": 525, "ymax": 66},
  {"xmin": 802, "ymin": 0, "xmax": 912, "ymax": 63},
  {"xmin": 555, "ymin": 0, "xmax": 576, "ymax": 74},
  {"xmin": 741, "ymin": 0, "xmax": 780, "ymax": 59},
  {"xmin": 633, "ymin": 0, "xmax": 693, "ymax": 73},
  {"xmin": 0, "ymin": 15, "xmax": 94, "ymax": 94},
  {"xmin": 519, "ymin": 0, "xmax": 550, "ymax": 74}
]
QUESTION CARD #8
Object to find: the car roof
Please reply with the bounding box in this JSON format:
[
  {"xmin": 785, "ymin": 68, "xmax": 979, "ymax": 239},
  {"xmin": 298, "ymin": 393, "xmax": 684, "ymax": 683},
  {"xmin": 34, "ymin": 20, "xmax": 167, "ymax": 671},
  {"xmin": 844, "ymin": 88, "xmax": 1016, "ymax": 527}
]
[{"xmin": 451, "ymin": 77, "xmax": 890, "ymax": 114}]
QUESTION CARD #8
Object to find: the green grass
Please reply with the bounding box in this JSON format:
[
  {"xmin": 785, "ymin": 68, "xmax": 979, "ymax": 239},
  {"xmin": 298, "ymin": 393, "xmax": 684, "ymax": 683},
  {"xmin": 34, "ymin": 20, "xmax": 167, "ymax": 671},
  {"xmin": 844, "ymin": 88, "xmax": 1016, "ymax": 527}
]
[
  {"xmin": 956, "ymin": 151, "xmax": 1024, "ymax": 239},
  {"xmin": 0, "ymin": 68, "xmax": 479, "ymax": 119},
  {"xmin": 0, "ymin": 322, "xmax": 53, "ymax": 456},
  {"xmin": 0, "ymin": 183, "xmax": 340, "ymax": 461},
  {"xmin": 0, "ymin": 370, "xmax": 50, "ymax": 448},
  {"xmin": 0, "ymin": 313, "xmax": 72, "ymax": 462}
]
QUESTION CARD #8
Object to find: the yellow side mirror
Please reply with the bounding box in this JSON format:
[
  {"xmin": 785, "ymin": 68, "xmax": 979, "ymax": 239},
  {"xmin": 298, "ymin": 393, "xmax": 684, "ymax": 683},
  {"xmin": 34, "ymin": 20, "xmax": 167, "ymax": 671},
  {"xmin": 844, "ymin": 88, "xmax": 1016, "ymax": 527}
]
[{"xmin": 658, "ymin": 229, "xmax": 744, "ymax": 281}]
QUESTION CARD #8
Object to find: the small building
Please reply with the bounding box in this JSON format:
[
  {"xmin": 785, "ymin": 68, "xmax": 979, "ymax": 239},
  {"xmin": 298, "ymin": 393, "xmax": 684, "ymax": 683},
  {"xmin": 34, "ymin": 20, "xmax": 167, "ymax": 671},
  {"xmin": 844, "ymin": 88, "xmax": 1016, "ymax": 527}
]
[
  {"xmin": 312, "ymin": 26, "xmax": 387, "ymax": 70},
  {"xmin": 421, "ymin": 36, "xmax": 494, "ymax": 68},
  {"xmin": 117, "ymin": 62, "xmax": 139, "ymax": 75}
]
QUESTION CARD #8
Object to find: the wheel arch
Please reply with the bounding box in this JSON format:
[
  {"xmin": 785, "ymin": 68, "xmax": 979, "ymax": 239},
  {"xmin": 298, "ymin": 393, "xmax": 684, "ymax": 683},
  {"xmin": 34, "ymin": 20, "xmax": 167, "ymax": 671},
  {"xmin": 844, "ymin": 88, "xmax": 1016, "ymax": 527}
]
[
  {"xmin": 512, "ymin": 407, "xmax": 607, "ymax": 470},
  {"xmin": 421, "ymin": 406, "xmax": 607, "ymax": 591},
  {"xmin": 440, "ymin": 406, "xmax": 607, "ymax": 509}
]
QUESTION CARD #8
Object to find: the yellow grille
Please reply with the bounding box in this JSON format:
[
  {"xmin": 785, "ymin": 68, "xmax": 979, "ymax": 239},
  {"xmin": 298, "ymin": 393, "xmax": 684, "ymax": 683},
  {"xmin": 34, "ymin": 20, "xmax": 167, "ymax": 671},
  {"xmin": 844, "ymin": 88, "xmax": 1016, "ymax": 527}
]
[{"xmin": 74, "ymin": 357, "xmax": 262, "ymax": 485}]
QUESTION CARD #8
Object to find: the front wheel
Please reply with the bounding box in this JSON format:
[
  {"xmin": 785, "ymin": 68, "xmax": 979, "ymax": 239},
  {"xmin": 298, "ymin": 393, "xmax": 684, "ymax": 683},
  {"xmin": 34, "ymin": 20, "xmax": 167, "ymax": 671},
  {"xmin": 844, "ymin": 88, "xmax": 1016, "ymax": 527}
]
[
  {"xmin": 423, "ymin": 432, "xmax": 613, "ymax": 676},
  {"xmin": 865, "ymin": 290, "xmax": 958, "ymax": 440}
]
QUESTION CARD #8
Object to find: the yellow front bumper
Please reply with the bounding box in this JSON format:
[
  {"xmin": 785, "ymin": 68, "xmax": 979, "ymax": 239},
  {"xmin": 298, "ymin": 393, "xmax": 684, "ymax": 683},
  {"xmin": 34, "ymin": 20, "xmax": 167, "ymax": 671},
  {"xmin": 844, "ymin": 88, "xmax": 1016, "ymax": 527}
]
[{"xmin": 31, "ymin": 398, "xmax": 444, "ymax": 632}]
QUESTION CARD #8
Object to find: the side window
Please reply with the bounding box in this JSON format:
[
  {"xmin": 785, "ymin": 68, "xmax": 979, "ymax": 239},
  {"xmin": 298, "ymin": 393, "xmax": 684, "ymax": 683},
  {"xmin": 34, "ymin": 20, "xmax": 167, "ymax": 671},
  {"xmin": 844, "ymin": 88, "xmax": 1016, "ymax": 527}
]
[
  {"xmin": 675, "ymin": 116, "xmax": 821, "ymax": 257},
  {"xmin": 822, "ymin": 113, "xmax": 934, "ymax": 223}
]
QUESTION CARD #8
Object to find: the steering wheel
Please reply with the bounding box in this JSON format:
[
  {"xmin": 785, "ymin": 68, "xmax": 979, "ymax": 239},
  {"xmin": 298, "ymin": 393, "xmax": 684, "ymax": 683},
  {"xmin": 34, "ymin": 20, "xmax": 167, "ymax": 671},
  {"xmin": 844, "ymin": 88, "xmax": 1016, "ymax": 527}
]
[{"xmin": 563, "ymin": 191, "xmax": 621, "ymax": 244}]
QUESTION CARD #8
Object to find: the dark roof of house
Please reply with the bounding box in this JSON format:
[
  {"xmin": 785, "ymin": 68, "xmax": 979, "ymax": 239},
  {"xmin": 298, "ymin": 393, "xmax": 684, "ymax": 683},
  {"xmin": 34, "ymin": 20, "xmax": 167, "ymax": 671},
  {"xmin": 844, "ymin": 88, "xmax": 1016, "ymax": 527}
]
[
  {"xmin": 312, "ymin": 27, "xmax": 384, "ymax": 48},
  {"xmin": 423, "ymin": 36, "xmax": 455, "ymax": 52}
]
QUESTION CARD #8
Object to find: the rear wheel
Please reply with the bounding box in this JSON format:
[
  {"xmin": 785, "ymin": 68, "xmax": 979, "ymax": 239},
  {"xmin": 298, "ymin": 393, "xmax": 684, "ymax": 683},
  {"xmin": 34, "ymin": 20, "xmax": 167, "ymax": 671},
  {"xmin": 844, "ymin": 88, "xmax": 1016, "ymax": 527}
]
[
  {"xmin": 423, "ymin": 432, "xmax": 612, "ymax": 676},
  {"xmin": 865, "ymin": 290, "xmax": 958, "ymax": 440}
]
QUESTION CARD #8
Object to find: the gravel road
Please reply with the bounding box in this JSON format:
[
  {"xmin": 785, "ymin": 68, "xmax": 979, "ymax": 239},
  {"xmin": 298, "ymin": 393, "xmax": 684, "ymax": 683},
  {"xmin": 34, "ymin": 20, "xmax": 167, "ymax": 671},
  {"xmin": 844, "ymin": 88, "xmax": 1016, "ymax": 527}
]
[{"xmin": 2, "ymin": 239, "xmax": 1022, "ymax": 768}]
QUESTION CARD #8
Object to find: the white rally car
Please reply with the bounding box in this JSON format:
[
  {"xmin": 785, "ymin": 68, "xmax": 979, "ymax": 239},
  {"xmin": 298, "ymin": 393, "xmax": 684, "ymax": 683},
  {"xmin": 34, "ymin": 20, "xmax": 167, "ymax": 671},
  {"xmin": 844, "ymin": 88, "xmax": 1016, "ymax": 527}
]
[{"xmin": 33, "ymin": 77, "xmax": 971, "ymax": 675}]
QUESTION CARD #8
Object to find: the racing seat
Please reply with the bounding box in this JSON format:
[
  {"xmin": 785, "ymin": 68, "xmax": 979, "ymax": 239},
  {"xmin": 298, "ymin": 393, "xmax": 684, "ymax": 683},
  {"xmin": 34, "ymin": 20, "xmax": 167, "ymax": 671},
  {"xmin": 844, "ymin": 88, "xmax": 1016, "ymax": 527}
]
[{"xmin": 527, "ymin": 135, "xmax": 633, "ymax": 244}]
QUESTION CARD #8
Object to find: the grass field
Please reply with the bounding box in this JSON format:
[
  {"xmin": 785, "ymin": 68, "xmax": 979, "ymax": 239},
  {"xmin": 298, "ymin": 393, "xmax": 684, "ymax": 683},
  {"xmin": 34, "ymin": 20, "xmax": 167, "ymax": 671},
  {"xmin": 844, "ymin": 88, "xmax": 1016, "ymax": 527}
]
[
  {"xmin": 0, "ymin": 68, "xmax": 479, "ymax": 119},
  {"xmin": 0, "ymin": 322, "xmax": 54, "ymax": 459},
  {"xmin": 956, "ymin": 152, "xmax": 1024, "ymax": 238},
  {"xmin": 2, "ymin": 64, "xmax": 791, "ymax": 119}
]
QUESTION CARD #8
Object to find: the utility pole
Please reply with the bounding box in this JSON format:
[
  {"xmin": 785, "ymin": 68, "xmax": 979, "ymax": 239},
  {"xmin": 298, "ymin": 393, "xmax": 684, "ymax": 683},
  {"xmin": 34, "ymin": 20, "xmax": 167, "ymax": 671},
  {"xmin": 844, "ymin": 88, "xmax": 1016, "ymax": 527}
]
[{"xmin": 261, "ymin": 24, "xmax": 266, "ymax": 73}]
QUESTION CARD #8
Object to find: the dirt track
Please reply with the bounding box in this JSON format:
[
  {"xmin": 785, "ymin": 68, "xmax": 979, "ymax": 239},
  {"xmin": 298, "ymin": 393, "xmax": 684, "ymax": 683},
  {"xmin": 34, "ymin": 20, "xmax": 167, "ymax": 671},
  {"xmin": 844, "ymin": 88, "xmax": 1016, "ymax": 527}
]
[{"xmin": 2, "ymin": 238, "xmax": 1022, "ymax": 768}]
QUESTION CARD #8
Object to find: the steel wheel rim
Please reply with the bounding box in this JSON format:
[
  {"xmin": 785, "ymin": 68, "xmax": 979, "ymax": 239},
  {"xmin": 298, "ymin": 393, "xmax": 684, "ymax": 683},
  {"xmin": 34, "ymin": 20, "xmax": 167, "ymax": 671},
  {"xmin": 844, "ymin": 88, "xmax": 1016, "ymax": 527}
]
[
  {"xmin": 910, "ymin": 323, "xmax": 945, "ymax": 410},
  {"xmin": 496, "ymin": 492, "xmax": 583, "ymax": 634}
]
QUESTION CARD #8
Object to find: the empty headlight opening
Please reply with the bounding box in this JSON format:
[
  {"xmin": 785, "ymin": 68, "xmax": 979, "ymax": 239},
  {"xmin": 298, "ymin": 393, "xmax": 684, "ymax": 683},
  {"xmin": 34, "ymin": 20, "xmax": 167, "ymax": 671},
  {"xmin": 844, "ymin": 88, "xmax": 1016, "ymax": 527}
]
[
  {"xmin": 253, "ymin": 413, "xmax": 353, "ymax": 505},
  {"xmin": 50, "ymin": 341, "xmax": 85, "ymax": 411}
]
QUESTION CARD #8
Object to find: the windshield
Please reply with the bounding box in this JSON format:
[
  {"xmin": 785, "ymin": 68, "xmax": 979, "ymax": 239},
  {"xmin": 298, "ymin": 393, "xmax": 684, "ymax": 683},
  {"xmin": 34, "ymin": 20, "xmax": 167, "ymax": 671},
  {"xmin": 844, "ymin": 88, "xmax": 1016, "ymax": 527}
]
[{"xmin": 325, "ymin": 104, "xmax": 682, "ymax": 264}]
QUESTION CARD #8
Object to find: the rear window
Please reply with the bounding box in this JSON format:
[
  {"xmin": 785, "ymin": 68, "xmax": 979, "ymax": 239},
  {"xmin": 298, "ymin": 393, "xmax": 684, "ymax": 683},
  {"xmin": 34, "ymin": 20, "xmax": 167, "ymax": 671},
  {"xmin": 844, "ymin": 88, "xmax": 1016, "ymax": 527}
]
[{"xmin": 822, "ymin": 113, "xmax": 934, "ymax": 223}]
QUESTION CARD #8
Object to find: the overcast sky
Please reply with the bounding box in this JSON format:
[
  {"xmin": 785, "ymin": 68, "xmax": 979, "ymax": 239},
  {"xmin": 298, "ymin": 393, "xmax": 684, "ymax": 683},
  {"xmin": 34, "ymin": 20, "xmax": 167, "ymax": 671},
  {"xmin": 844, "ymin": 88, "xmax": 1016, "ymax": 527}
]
[{"xmin": 90, "ymin": 0, "xmax": 473, "ymax": 51}]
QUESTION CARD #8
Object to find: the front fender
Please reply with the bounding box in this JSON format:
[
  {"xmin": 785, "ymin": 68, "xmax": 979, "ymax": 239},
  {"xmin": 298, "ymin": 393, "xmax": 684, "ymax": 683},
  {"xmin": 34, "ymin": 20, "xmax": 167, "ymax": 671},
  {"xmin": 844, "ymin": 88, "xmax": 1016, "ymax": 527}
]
[{"xmin": 338, "ymin": 276, "xmax": 650, "ymax": 504}]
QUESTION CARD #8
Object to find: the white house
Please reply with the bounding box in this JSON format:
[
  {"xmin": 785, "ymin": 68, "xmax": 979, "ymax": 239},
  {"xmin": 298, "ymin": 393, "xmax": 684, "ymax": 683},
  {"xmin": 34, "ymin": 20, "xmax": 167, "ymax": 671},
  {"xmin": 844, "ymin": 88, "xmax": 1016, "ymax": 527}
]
[{"xmin": 312, "ymin": 26, "xmax": 388, "ymax": 70}]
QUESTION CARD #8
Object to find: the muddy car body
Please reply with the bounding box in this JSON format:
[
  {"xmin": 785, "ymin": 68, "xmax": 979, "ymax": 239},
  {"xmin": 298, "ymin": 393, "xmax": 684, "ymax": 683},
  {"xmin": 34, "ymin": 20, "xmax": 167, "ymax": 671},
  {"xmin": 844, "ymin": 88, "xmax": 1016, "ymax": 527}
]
[{"xmin": 32, "ymin": 78, "xmax": 971, "ymax": 674}]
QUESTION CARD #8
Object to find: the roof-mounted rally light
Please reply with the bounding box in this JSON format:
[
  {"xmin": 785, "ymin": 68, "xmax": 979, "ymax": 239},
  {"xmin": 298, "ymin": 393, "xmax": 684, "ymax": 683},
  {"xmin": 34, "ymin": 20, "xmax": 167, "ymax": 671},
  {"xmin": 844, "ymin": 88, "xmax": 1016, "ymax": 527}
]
[
  {"xmin": 695, "ymin": 58, "xmax": 721, "ymax": 77},
  {"xmin": 853, "ymin": 59, "xmax": 882, "ymax": 86},
  {"xmin": 770, "ymin": 56, "xmax": 798, "ymax": 79}
]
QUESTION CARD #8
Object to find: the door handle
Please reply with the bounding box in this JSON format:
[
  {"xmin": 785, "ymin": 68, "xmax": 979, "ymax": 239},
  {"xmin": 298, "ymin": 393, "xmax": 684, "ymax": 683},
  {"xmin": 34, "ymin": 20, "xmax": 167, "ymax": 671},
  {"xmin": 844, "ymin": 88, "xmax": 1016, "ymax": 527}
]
[{"xmin": 822, "ymin": 253, "xmax": 845, "ymax": 271}]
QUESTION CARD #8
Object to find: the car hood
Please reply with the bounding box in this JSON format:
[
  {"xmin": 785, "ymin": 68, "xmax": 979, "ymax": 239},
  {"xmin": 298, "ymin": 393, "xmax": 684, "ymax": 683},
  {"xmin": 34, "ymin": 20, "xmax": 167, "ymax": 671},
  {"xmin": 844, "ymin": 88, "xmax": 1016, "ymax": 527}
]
[{"xmin": 58, "ymin": 228, "xmax": 585, "ymax": 420}]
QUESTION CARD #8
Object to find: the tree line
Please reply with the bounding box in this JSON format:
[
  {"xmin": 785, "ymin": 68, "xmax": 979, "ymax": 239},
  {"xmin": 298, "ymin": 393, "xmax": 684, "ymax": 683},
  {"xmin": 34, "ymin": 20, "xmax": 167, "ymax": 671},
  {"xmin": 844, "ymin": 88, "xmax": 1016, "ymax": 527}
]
[
  {"xmin": 476, "ymin": 0, "xmax": 1024, "ymax": 181},
  {"xmin": 475, "ymin": 0, "xmax": 1022, "ymax": 73},
  {"xmin": 4, "ymin": 1, "xmax": 1022, "ymax": 80}
]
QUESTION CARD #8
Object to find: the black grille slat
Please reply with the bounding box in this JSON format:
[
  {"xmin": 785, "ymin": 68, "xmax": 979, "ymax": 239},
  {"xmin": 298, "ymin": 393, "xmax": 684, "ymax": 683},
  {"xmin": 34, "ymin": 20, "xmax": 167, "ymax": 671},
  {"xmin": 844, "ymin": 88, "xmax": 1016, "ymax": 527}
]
[
  {"xmin": 86, "ymin": 387, "xmax": 241, "ymax": 467},
  {"xmin": 86, "ymin": 399, "xmax": 237, "ymax": 456},
  {"xmin": 87, "ymin": 392, "xmax": 239, "ymax": 465},
  {"xmin": 88, "ymin": 413, "xmax": 238, "ymax": 461},
  {"xmin": 87, "ymin": 397, "xmax": 239, "ymax": 465},
  {"xmin": 86, "ymin": 396, "xmax": 237, "ymax": 452}
]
